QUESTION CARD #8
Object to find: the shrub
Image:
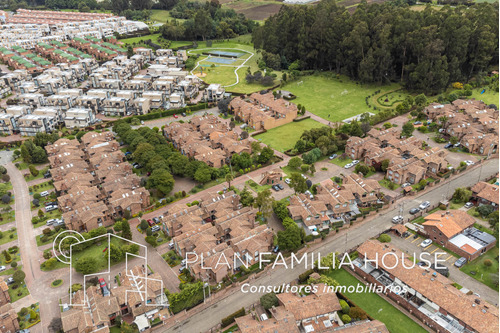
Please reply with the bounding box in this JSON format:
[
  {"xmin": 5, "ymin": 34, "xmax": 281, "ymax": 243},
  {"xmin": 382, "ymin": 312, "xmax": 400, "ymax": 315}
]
[
  {"xmin": 298, "ymin": 269, "xmax": 315, "ymax": 283},
  {"xmin": 341, "ymin": 314, "xmax": 352, "ymax": 324},
  {"xmin": 349, "ymin": 307, "xmax": 368, "ymax": 320},
  {"xmin": 378, "ymin": 234, "xmax": 391, "ymax": 243},
  {"xmin": 484, "ymin": 259, "xmax": 493, "ymax": 267},
  {"xmin": 221, "ymin": 308, "xmax": 245, "ymax": 327},
  {"xmin": 340, "ymin": 300, "xmax": 350, "ymax": 314},
  {"xmin": 260, "ymin": 293, "xmax": 279, "ymax": 310}
]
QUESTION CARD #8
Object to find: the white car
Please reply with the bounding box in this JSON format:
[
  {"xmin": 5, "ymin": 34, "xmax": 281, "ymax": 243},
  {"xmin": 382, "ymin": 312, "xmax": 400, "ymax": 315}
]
[
  {"xmin": 419, "ymin": 201, "xmax": 430, "ymax": 210},
  {"xmin": 352, "ymin": 160, "xmax": 360, "ymax": 165},
  {"xmin": 0, "ymin": 266, "xmax": 5, "ymax": 272},
  {"xmin": 464, "ymin": 160, "xmax": 475, "ymax": 166},
  {"xmin": 392, "ymin": 216, "xmax": 403, "ymax": 224},
  {"xmin": 464, "ymin": 202, "xmax": 474, "ymax": 209},
  {"xmin": 285, "ymin": 178, "xmax": 291, "ymax": 184},
  {"xmin": 420, "ymin": 239, "xmax": 432, "ymax": 248},
  {"xmin": 344, "ymin": 163, "xmax": 353, "ymax": 169},
  {"xmin": 401, "ymin": 182, "xmax": 411, "ymax": 188},
  {"xmin": 46, "ymin": 219, "xmax": 57, "ymax": 225},
  {"xmin": 301, "ymin": 174, "xmax": 307, "ymax": 179},
  {"xmin": 40, "ymin": 191, "xmax": 49, "ymax": 197}
]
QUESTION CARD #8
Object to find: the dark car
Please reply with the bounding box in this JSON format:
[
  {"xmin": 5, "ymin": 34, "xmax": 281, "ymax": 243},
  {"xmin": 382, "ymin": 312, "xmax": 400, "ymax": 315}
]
[
  {"xmin": 444, "ymin": 143, "xmax": 453, "ymax": 149},
  {"xmin": 409, "ymin": 208, "xmax": 420, "ymax": 215},
  {"xmin": 147, "ymin": 219, "xmax": 155, "ymax": 227},
  {"xmin": 153, "ymin": 217, "xmax": 160, "ymax": 224},
  {"xmin": 43, "ymin": 171, "xmax": 51, "ymax": 179},
  {"xmin": 277, "ymin": 184, "xmax": 284, "ymax": 190},
  {"xmin": 98, "ymin": 278, "xmax": 110, "ymax": 296},
  {"xmin": 272, "ymin": 185, "xmax": 280, "ymax": 191}
]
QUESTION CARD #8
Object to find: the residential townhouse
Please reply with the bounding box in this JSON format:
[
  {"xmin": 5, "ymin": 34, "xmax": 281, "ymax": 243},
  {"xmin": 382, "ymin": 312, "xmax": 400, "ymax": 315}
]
[
  {"xmin": 0, "ymin": 304, "xmax": 20, "ymax": 333},
  {"xmin": 471, "ymin": 181, "xmax": 499, "ymax": 209},
  {"xmin": 354, "ymin": 240, "xmax": 499, "ymax": 333},
  {"xmin": 0, "ymin": 281, "xmax": 10, "ymax": 307},
  {"xmin": 203, "ymin": 83, "xmax": 225, "ymax": 102},
  {"xmin": 64, "ymin": 107, "xmax": 96, "ymax": 128},
  {"xmin": 230, "ymin": 92, "xmax": 298, "ymax": 131}
]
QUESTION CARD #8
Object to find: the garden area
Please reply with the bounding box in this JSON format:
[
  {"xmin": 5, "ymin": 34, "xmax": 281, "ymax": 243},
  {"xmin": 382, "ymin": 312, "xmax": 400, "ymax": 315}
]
[
  {"xmin": 460, "ymin": 247, "xmax": 499, "ymax": 291},
  {"xmin": 378, "ymin": 178, "xmax": 400, "ymax": 190},
  {"xmin": 245, "ymin": 179, "xmax": 272, "ymax": 193},
  {"xmin": 281, "ymin": 73, "xmax": 409, "ymax": 122},
  {"xmin": 31, "ymin": 209, "xmax": 62, "ymax": 228},
  {"xmin": 0, "ymin": 227, "xmax": 17, "ymax": 246},
  {"xmin": 326, "ymin": 269, "xmax": 427, "ymax": 333},
  {"xmin": 17, "ymin": 303, "xmax": 40, "ymax": 330},
  {"xmin": 8, "ymin": 279, "xmax": 30, "ymax": 302},
  {"xmin": 0, "ymin": 246, "xmax": 21, "ymax": 275},
  {"xmin": 162, "ymin": 250, "xmax": 182, "ymax": 267},
  {"xmin": 254, "ymin": 119, "xmax": 326, "ymax": 152},
  {"xmin": 330, "ymin": 156, "xmax": 353, "ymax": 168}
]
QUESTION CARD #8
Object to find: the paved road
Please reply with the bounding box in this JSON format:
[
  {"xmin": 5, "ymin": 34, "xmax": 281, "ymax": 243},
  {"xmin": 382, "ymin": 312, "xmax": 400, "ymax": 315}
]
[{"xmin": 163, "ymin": 158, "xmax": 499, "ymax": 333}]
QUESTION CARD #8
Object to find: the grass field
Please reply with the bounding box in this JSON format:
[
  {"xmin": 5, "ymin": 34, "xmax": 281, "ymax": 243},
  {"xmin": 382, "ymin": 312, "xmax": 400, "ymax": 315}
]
[
  {"xmin": 469, "ymin": 87, "xmax": 499, "ymax": 105},
  {"xmin": 281, "ymin": 74, "xmax": 408, "ymax": 122},
  {"xmin": 460, "ymin": 247, "xmax": 499, "ymax": 291},
  {"xmin": 327, "ymin": 269, "xmax": 427, "ymax": 333},
  {"xmin": 254, "ymin": 119, "xmax": 326, "ymax": 152},
  {"xmin": 188, "ymin": 37, "xmax": 280, "ymax": 93},
  {"xmin": 150, "ymin": 9, "xmax": 186, "ymax": 24}
]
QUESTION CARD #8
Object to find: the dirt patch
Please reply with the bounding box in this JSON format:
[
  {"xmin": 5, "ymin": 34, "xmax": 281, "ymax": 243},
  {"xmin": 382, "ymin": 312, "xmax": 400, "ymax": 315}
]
[
  {"xmin": 172, "ymin": 176, "xmax": 196, "ymax": 194},
  {"xmin": 235, "ymin": 3, "xmax": 282, "ymax": 20}
]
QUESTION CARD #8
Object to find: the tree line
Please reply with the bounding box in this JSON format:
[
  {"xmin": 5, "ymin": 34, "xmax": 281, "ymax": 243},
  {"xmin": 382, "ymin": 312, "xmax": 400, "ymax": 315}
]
[
  {"xmin": 160, "ymin": 0, "xmax": 257, "ymax": 41},
  {"xmin": 252, "ymin": 0, "xmax": 499, "ymax": 94}
]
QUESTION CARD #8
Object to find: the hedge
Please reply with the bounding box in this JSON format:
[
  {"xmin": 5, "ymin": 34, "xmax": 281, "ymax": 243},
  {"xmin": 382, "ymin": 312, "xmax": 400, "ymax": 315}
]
[
  {"xmin": 298, "ymin": 269, "xmax": 315, "ymax": 283},
  {"xmin": 123, "ymin": 103, "xmax": 209, "ymax": 123},
  {"xmin": 221, "ymin": 307, "xmax": 245, "ymax": 327}
]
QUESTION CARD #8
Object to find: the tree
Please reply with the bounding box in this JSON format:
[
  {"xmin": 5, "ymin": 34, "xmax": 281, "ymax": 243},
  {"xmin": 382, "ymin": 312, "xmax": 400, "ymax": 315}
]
[
  {"xmin": 415, "ymin": 94, "xmax": 428, "ymax": 106},
  {"xmin": 75, "ymin": 257, "xmax": 98, "ymax": 274},
  {"xmin": 127, "ymin": 45, "xmax": 134, "ymax": 58},
  {"xmin": 290, "ymin": 173, "xmax": 307, "ymax": 194},
  {"xmin": 120, "ymin": 322, "xmax": 139, "ymax": 333},
  {"xmin": 48, "ymin": 317, "xmax": 63, "ymax": 333},
  {"xmin": 288, "ymin": 157, "xmax": 302, "ymax": 169},
  {"xmin": 309, "ymin": 163, "xmax": 316, "ymax": 176},
  {"xmin": 260, "ymin": 293, "xmax": 279, "ymax": 310},
  {"xmin": 484, "ymin": 259, "xmax": 493, "ymax": 267},
  {"xmin": 145, "ymin": 236, "xmax": 158, "ymax": 247},
  {"xmin": 1, "ymin": 194, "xmax": 10, "ymax": 204},
  {"xmin": 340, "ymin": 300, "xmax": 350, "ymax": 314},
  {"xmin": 258, "ymin": 147, "xmax": 274, "ymax": 164},
  {"xmin": 194, "ymin": 166, "xmax": 212, "ymax": 184},
  {"xmin": 452, "ymin": 188, "xmax": 472, "ymax": 203},
  {"xmin": 140, "ymin": 220, "xmax": 149, "ymax": 231},
  {"xmin": 477, "ymin": 205, "xmax": 494, "ymax": 217},
  {"xmin": 10, "ymin": 261, "xmax": 17, "ymax": 269},
  {"xmin": 225, "ymin": 173, "xmax": 234, "ymax": 189},
  {"xmin": 349, "ymin": 307, "xmax": 368, "ymax": 320},
  {"xmin": 239, "ymin": 186, "xmax": 254, "ymax": 207},
  {"xmin": 277, "ymin": 224, "xmax": 304, "ymax": 251},
  {"xmin": 401, "ymin": 122, "xmax": 415, "ymax": 138},
  {"xmin": 350, "ymin": 121, "xmax": 364, "ymax": 137},
  {"xmin": 301, "ymin": 164, "xmax": 309, "ymax": 173},
  {"xmin": 294, "ymin": 139, "xmax": 306, "ymax": 153},
  {"xmin": 29, "ymin": 165, "xmax": 39, "ymax": 177},
  {"xmin": 354, "ymin": 164, "xmax": 370, "ymax": 176},
  {"xmin": 2, "ymin": 174, "xmax": 10, "ymax": 182},
  {"xmin": 109, "ymin": 243, "xmax": 123, "ymax": 263},
  {"xmin": 341, "ymin": 314, "xmax": 351, "ymax": 324},
  {"xmin": 147, "ymin": 169, "xmax": 175, "ymax": 196},
  {"xmin": 450, "ymin": 136, "xmax": 459, "ymax": 145},
  {"xmin": 13, "ymin": 269, "xmax": 26, "ymax": 283},
  {"xmin": 121, "ymin": 220, "xmax": 132, "ymax": 240},
  {"xmin": 217, "ymin": 98, "xmax": 232, "ymax": 113},
  {"xmin": 381, "ymin": 159, "xmax": 390, "ymax": 172},
  {"xmin": 378, "ymin": 234, "xmax": 391, "ymax": 243},
  {"xmin": 255, "ymin": 189, "xmax": 273, "ymax": 218},
  {"xmin": 29, "ymin": 309, "xmax": 38, "ymax": 321},
  {"xmin": 272, "ymin": 199, "xmax": 289, "ymax": 221},
  {"xmin": 44, "ymin": 257, "xmax": 57, "ymax": 270}
]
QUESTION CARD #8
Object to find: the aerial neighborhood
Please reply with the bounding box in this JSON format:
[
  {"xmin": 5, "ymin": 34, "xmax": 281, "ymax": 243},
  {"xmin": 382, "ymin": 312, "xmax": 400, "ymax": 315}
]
[{"xmin": 0, "ymin": 1, "xmax": 498, "ymax": 333}]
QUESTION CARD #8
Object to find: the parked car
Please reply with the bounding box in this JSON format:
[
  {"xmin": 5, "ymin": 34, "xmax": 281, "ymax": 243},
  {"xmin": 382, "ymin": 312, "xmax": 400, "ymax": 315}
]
[
  {"xmin": 272, "ymin": 185, "xmax": 280, "ymax": 191},
  {"xmin": 182, "ymin": 112, "xmax": 186, "ymax": 117},
  {"xmin": 168, "ymin": 241, "xmax": 174, "ymax": 249},
  {"xmin": 401, "ymin": 182, "xmax": 411, "ymax": 188},
  {"xmin": 153, "ymin": 217, "xmax": 160, "ymax": 224},
  {"xmin": 453, "ymin": 143, "xmax": 461, "ymax": 148},
  {"xmin": 414, "ymin": 121, "xmax": 422, "ymax": 125},
  {"xmin": 40, "ymin": 191, "xmax": 49, "ymax": 197},
  {"xmin": 46, "ymin": 219, "xmax": 57, "ymax": 225},
  {"xmin": 140, "ymin": 121, "xmax": 145, "ymax": 125},
  {"xmin": 464, "ymin": 202, "xmax": 474, "ymax": 209},
  {"xmin": 45, "ymin": 205, "xmax": 58, "ymax": 212},
  {"xmin": 344, "ymin": 163, "xmax": 353, "ymax": 169},
  {"xmin": 352, "ymin": 160, "xmax": 360, "ymax": 165},
  {"xmin": 98, "ymin": 278, "xmax": 110, "ymax": 296},
  {"xmin": 454, "ymin": 257, "xmax": 467, "ymax": 268},
  {"xmin": 147, "ymin": 219, "xmax": 155, "ymax": 227},
  {"xmin": 0, "ymin": 266, "xmax": 5, "ymax": 272},
  {"xmin": 151, "ymin": 225, "xmax": 160, "ymax": 232},
  {"xmin": 284, "ymin": 178, "xmax": 291, "ymax": 185},
  {"xmin": 464, "ymin": 160, "xmax": 475, "ymax": 166},
  {"xmin": 419, "ymin": 201, "xmax": 431, "ymax": 210},
  {"xmin": 277, "ymin": 184, "xmax": 284, "ymax": 190},
  {"xmin": 329, "ymin": 154, "xmax": 338, "ymax": 160},
  {"xmin": 45, "ymin": 201, "xmax": 57, "ymax": 207},
  {"xmin": 43, "ymin": 172, "xmax": 51, "ymax": 179},
  {"xmin": 173, "ymin": 114, "xmax": 178, "ymax": 118},
  {"xmin": 392, "ymin": 216, "xmax": 403, "ymax": 224},
  {"xmin": 5, "ymin": 277, "xmax": 14, "ymax": 285},
  {"xmin": 444, "ymin": 143, "xmax": 453, "ymax": 149},
  {"xmin": 409, "ymin": 207, "xmax": 420, "ymax": 215},
  {"xmin": 420, "ymin": 239, "xmax": 432, "ymax": 248},
  {"xmin": 272, "ymin": 245, "xmax": 279, "ymax": 253}
]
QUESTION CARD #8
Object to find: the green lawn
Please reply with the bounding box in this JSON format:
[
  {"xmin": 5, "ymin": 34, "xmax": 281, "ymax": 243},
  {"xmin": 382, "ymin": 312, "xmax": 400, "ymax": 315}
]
[
  {"xmin": 0, "ymin": 211, "xmax": 15, "ymax": 225},
  {"xmin": 330, "ymin": 157, "xmax": 353, "ymax": 168},
  {"xmin": 8, "ymin": 283, "xmax": 30, "ymax": 302},
  {"xmin": 326, "ymin": 269, "xmax": 427, "ymax": 333},
  {"xmin": 162, "ymin": 250, "xmax": 182, "ymax": 267},
  {"xmin": 30, "ymin": 181, "xmax": 54, "ymax": 195},
  {"xmin": 460, "ymin": 247, "xmax": 499, "ymax": 291},
  {"xmin": 13, "ymin": 158, "xmax": 28, "ymax": 170},
  {"xmin": 254, "ymin": 119, "xmax": 326, "ymax": 152},
  {"xmin": 281, "ymin": 73, "xmax": 408, "ymax": 122},
  {"xmin": 25, "ymin": 167, "xmax": 49, "ymax": 182},
  {"xmin": 378, "ymin": 178, "xmax": 400, "ymax": 190},
  {"xmin": 0, "ymin": 228, "xmax": 17, "ymax": 246},
  {"xmin": 246, "ymin": 180, "xmax": 272, "ymax": 193},
  {"xmin": 71, "ymin": 237, "xmax": 126, "ymax": 273},
  {"xmin": 150, "ymin": 9, "xmax": 185, "ymax": 23}
]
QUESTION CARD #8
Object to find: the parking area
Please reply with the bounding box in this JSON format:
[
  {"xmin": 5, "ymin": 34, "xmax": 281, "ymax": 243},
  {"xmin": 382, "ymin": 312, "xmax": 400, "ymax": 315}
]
[{"xmin": 391, "ymin": 232, "xmax": 458, "ymax": 265}]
